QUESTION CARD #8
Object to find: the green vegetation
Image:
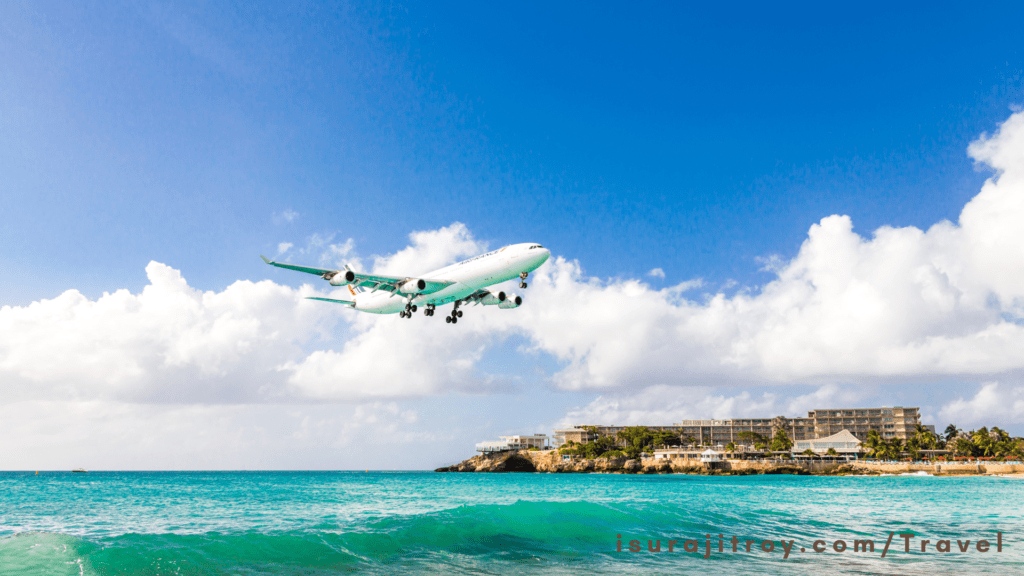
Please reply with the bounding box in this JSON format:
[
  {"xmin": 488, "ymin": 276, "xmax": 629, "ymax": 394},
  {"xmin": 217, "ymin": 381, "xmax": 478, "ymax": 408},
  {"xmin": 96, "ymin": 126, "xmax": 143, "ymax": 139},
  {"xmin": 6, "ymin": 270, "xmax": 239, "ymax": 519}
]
[
  {"xmin": 558, "ymin": 426, "xmax": 683, "ymax": 459},
  {"xmin": 865, "ymin": 425, "xmax": 1024, "ymax": 460},
  {"xmin": 557, "ymin": 422, "xmax": 1024, "ymax": 462},
  {"xmin": 770, "ymin": 429, "xmax": 794, "ymax": 452}
]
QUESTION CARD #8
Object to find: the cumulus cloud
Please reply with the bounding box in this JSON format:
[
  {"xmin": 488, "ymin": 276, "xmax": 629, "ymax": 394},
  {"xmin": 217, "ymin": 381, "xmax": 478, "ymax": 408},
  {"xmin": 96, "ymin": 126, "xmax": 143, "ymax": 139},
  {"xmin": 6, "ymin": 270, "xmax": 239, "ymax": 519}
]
[
  {"xmin": 647, "ymin": 268, "xmax": 665, "ymax": 279},
  {"xmin": 0, "ymin": 400, "xmax": 432, "ymax": 470},
  {"xmin": 0, "ymin": 262, "xmax": 339, "ymax": 403},
  {"xmin": 5, "ymin": 113, "xmax": 1024, "ymax": 411},
  {"xmin": 280, "ymin": 223, "xmax": 497, "ymax": 400},
  {"xmin": 275, "ymin": 209, "xmax": 299, "ymax": 223},
  {"xmin": 494, "ymin": 111, "xmax": 1024, "ymax": 389},
  {"xmin": 938, "ymin": 382, "xmax": 1024, "ymax": 427},
  {"xmin": 554, "ymin": 383, "xmax": 867, "ymax": 427}
]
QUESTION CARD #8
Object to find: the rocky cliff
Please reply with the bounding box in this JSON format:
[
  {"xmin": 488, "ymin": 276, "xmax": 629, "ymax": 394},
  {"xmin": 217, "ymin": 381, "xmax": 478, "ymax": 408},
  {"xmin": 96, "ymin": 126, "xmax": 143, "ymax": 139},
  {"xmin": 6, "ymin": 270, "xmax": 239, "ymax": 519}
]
[
  {"xmin": 434, "ymin": 449, "xmax": 807, "ymax": 475},
  {"xmin": 434, "ymin": 450, "xmax": 1024, "ymax": 475}
]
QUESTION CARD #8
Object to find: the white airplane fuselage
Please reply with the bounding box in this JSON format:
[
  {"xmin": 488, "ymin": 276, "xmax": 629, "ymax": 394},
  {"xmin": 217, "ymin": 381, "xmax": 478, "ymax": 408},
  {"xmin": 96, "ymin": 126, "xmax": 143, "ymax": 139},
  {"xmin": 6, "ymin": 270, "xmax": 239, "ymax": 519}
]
[{"xmin": 347, "ymin": 243, "xmax": 550, "ymax": 314}]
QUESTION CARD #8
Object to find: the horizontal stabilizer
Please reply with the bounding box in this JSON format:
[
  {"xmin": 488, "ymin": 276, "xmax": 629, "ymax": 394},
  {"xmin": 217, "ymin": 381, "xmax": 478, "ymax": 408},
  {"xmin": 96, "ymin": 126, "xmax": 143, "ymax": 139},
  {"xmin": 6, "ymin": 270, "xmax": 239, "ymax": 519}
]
[{"xmin": 306, "ymin": 296, "xmax": 356, "ymax": 307}]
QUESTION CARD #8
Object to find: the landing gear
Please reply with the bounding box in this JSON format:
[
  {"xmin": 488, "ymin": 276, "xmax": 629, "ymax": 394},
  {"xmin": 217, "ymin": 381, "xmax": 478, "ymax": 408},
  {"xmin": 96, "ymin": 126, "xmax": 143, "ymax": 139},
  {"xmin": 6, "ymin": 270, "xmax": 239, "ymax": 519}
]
[
  {"xmin": 519, "ymin": 271, "xmax": 529, "ymax": 289},
  {"xmin": 424, "ymin": 304, "xmax": 436, "ymax": 317},
  {"xmin": 446, "ymin": 301, "xmax": 464, "ymax": 324}
]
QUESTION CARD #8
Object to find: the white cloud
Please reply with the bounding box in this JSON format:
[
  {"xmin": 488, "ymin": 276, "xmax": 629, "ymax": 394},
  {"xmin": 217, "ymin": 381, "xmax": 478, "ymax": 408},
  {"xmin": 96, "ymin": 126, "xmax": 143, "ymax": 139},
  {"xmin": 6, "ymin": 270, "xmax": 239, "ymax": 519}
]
[
  {"xmin": 0, "ymin": 400, "xmax": 431, "ymax": 470},
  {"xmin": 492, "ymin": 111, "xmax": 1024, "ymax": 389},
  {"xmin": 371, "ymin": 222, "xmax": 487, "ymax": 275},
  {"xmin": 276, "ymin": 242, "xmax": 293, "ymax": 255},
  {"xmin": 554, "ymin": 383, "xmax": 867, "ymax": 428},
  {"xmin": 280, "ymin": 222, "xmax": 496, "ymax": 400},
  {"xmin": 5, "ymin": 113, "xmax": 1024, "ymax": 412},
  {"xmin": 938, "ymin": 382, "xmax": 1024, "ymax": 427},
  {"xmin": 272, "ymin": 209, "xmax": 299, "ymax": 224},
  {"xmin": 0, "ymin": 262, "xmax": 339, "ymax": 403},
  {"xmin": 647, "ymin": 268, "xmax": 665, "ymax": 279}
]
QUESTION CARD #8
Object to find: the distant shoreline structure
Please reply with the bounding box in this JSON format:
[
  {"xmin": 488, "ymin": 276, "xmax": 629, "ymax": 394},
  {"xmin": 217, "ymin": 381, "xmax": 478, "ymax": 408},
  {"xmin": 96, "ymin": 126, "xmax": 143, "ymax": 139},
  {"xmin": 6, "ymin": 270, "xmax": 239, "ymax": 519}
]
[{"xmin": 436, "ymin": 449, "xmax": 1024, "ymax": 477}]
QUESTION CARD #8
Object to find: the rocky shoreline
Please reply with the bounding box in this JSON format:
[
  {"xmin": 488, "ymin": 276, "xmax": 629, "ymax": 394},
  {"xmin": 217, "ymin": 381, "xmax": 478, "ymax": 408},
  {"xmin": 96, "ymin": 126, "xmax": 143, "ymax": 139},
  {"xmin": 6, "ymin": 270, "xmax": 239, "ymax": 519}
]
[{"xmin": 434, "ymin": 449, "xmax": 1024, "ymax": 476}]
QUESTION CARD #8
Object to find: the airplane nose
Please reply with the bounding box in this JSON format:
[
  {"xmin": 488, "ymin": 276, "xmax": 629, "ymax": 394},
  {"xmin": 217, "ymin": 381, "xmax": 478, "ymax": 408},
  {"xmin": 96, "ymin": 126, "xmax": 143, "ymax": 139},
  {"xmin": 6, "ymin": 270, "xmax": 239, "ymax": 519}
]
[{"xmin": 539, "ymin": 248, "xmax": 550, "ymax": 264}]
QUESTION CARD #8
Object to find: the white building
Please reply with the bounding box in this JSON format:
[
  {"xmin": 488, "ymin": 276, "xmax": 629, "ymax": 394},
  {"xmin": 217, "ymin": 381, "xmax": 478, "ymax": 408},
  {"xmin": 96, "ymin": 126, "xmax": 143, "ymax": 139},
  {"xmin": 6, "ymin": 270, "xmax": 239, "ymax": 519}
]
[
  {"xmin": 792, "ymin": 429, "xmax": 861, "ymax": 454},
  {"xmin": 700, "ymin": 449, "xmax": 722, "ymax": 463},
  {"xmin": 476, "ymin": 434, "xmax": 549, "ymax": 453}
]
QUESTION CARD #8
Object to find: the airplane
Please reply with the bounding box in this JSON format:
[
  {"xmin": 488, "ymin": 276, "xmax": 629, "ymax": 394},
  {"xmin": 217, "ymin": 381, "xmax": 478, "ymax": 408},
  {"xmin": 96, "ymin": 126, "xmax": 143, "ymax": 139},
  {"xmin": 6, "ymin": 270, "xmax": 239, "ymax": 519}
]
[{"xmin": 260, "ymin": 243, "xmax": 550, "ymax": 324}]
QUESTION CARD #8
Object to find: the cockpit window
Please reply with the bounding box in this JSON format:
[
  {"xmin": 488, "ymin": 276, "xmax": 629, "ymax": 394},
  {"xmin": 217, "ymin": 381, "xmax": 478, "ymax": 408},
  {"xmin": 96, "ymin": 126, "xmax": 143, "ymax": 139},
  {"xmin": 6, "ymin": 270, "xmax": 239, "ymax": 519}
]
[{"xmin": 529, "ymin": 245, "xmax": 544, "ymax": 249}]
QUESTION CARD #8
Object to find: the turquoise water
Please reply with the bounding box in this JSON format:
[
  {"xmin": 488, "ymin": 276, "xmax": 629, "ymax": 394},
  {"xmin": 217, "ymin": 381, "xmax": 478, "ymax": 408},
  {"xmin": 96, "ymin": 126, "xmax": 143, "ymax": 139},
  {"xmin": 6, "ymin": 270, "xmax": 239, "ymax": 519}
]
[{"xmin": 1, "ymin": 471, "xmax": 1021, "ymax": 575}]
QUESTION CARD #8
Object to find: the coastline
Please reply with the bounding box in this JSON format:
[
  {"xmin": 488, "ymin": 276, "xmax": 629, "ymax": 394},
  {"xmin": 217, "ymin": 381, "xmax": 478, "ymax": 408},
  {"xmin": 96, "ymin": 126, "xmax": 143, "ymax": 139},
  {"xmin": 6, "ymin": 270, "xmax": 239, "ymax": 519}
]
[{"xmin": 435, "ymin": 449, "xmax": 1024, "ymax": 476}]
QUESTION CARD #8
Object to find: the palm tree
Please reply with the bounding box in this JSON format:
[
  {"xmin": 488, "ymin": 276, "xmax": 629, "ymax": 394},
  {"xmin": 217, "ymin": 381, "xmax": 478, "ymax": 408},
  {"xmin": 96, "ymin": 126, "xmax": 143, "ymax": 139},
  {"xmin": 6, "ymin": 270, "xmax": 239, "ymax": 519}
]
[
  {"xmin": 864, "ymin": 430, "xmax": 883, "ymax": 459},
  {"xmin": 889, "ymin": 438, "xmax": 905, "ymax": 460},
  {"xmin": 972, "ymin": 427, "xmax": 995, "ymax": 458},
  {"xmin": 943, "ymin": 424, "xmax": 960, "ymax": 444}
]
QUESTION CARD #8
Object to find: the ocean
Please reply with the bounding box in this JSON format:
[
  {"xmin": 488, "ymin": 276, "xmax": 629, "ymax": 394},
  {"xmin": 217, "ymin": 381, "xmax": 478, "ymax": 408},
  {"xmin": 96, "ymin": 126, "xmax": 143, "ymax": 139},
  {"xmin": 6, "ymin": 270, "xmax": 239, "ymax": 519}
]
[{"xmin": 1, "ymin": 471, "xmax": 1021, "ymax": 575}]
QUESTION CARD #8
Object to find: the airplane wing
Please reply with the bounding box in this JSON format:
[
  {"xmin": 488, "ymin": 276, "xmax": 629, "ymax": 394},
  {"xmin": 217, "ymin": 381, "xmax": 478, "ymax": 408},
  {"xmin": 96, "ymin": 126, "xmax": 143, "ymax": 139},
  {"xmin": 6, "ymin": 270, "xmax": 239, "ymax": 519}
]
[
  {"xmin": 261, "ymin": 255, "xmax": 455, "ymax": 295},
  {"xmin": 462, "ymin": 288, "xmax": 493, "ymax": 305},
  {"xmin": 306, "ymin": 296, "xmax": 355, "ymax": 307}
]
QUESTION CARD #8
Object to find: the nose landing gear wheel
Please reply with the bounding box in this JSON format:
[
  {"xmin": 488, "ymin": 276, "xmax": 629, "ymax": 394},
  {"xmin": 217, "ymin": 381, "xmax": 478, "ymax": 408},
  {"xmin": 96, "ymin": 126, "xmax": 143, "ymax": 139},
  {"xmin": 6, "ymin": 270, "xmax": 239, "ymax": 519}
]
[{"xmin": 519, "ymin": 282, "xmax": 528, "ymax": 289}]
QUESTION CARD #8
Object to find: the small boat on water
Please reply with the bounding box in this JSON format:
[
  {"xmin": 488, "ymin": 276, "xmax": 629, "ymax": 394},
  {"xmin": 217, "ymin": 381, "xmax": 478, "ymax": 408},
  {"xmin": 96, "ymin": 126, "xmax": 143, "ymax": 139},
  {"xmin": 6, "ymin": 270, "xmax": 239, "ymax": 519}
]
[{"xmin": 71, "ymin": 468, "xmax": 88, "ymax": 473}]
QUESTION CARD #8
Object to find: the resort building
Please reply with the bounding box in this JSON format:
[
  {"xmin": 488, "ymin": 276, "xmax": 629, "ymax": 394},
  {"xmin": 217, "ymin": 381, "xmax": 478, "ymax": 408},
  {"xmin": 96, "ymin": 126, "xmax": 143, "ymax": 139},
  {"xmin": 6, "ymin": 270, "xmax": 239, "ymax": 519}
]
[
  {"xmin": 792, "ymin": 430, "xmax": 862, "ymax": 455},
  {"xmin": 806, "ymin": 407, "xmax": 920, "ymax": 440},
  {"xmin": 476, "ymin": 434, "xmax": 549, "ymax": 453},
  {"xmin": 551, "ymin": 428, "xmax": 596, "ymax": 448},
  {"xmin": 566, "ymin": 406, "xmax": 925, "ymax": 449}
]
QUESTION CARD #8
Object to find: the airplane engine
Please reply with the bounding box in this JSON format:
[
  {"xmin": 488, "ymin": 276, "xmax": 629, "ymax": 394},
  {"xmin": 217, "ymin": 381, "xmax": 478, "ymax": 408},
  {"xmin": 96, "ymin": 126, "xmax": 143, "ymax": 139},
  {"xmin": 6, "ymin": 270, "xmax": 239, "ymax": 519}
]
[
  {"xmin": 399, "ymin": 278, "xmax": 427, "ymax": 294},
  {"xmin": 498, "ymin": 294, "xmax": 522, "ymax": 309},
  {"xmin": 479, "ymin": 290, "xmax": 506, "ymax": 306},
  {"xmin": 328, "ymin": 270, "xmax": 356, "ymax": 286}
]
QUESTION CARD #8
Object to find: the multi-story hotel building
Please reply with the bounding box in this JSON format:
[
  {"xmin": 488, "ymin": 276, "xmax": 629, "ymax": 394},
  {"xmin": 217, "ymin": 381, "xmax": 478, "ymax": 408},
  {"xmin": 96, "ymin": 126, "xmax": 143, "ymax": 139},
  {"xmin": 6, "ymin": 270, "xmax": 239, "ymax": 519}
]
[{"xmin": 554, "ymin": 406, "xmax": 923, "ymax": 448}]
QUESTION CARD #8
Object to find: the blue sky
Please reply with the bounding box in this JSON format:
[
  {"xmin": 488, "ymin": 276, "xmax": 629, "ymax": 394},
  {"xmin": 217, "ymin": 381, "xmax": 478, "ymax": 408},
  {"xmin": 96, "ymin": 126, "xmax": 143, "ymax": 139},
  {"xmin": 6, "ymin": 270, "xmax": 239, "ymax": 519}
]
[
  {"xmin": 3, "ymin": 2, "xmax": 1024, "ymax": 468},
  {"xmin": 5, "ymin": 2, "xmax": 1021, "ymax": 301}
]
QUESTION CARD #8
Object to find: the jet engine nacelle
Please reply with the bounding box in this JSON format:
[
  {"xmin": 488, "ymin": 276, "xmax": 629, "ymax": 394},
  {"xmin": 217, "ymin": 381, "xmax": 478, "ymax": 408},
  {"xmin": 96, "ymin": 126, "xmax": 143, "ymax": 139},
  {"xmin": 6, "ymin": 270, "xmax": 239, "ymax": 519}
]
[
  {"xmin": 328, "ymin": 270, "xmax": 356, "ymax": 286},
  {"xmin": 399, "ymin": 278, "xmax": 427, "ymax": 294},
  {"xmin": 498, "ymin": 294, "xmax": 522, "ymax": 309},
  {"xmin": 479, "ymin": 290, "xmax": 506, "ymax": 306}
]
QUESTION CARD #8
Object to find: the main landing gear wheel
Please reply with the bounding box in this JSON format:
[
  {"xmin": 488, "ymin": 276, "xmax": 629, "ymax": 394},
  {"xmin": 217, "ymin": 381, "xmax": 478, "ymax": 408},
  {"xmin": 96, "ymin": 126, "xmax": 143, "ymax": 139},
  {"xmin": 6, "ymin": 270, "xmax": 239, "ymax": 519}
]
[
  {"xmin": 457, "ymin": 310, "xmax": 463, "ymax": 318},
  {"xmin": 411, "ymin": 305, "xmax": 418, "ymax": 313},
  {"xmin": 445, "ymin": 316, "xmax": 452, "ymax": 323},
  {"xmin": 399, "ymin": 311, "xmax": 407, "ymax": 318}
]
